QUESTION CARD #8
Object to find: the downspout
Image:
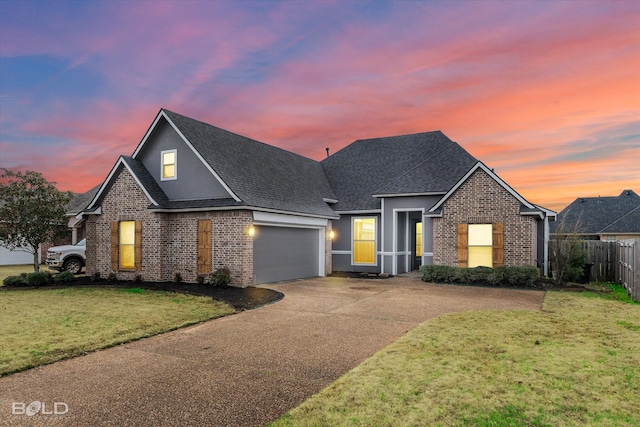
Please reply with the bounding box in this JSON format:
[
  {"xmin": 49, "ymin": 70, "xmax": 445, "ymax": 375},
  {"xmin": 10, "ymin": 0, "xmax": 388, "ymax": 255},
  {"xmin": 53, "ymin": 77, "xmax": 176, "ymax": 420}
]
[{"xmin": 543, "ymin": 215, "xmax": 550, "ymax": 277}]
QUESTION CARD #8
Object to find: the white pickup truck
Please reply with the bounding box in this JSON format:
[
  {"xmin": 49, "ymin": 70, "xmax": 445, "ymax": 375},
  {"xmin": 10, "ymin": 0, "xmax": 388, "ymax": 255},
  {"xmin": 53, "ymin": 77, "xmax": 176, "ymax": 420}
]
[{"xmin": 46, "ymin": 239, "xmax": 86, "ymax": 274}]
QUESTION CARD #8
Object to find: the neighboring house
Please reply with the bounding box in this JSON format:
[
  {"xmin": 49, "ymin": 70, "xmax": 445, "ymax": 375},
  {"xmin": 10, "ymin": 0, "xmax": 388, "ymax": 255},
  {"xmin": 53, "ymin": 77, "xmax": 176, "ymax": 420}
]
[
  {"xmin": 80, "ymin": 109, "xmax": 556, "ymax": 286},
  {"xmin": 551, "ymin": 190, "xmax": 640, "ymax": 241}
]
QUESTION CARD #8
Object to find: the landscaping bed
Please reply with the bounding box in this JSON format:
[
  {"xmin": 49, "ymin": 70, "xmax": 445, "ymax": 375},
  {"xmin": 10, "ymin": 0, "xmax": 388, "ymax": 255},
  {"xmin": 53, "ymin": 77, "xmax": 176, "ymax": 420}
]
[{"xmin": 2, "ymin": 273, "xmax": 284, "ymax": 311}]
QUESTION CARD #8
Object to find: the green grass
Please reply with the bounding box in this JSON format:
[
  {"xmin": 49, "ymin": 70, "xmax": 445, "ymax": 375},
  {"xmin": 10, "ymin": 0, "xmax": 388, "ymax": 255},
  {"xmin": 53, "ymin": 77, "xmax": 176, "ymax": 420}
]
[
  {"xmin": 0, "ymin": 287, "xmax": 235, "ymax": 375},
  {"xmin": 271, "ymin": 288, "xmax": 640, "ymax": 427}
]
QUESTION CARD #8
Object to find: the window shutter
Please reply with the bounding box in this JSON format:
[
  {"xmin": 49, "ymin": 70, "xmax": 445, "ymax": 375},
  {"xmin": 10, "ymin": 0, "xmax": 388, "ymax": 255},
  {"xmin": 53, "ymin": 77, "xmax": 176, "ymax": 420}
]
[
  {"xmin": 492, "ymin": 222, "xmax": 504, "ymax": 267},
  {"xmin": 110, "ymin": 222, "xmax": 118, "ymax": 271},
  {"xmin": 197, "ymin": 220, "xmax": 212, "ymax": 274},
  {"xmin": 134, "ymin": 220, "xmax": 142, "ymax": 271},
  {"xmin": 457, "ymin": 223, "xmax": 468, "ymax": 267}
]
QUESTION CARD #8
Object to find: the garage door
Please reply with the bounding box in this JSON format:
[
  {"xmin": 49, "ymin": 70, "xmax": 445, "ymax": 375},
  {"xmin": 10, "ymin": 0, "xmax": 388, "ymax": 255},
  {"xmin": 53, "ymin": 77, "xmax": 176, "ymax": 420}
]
[
  {"xmin": 0, "ymin": 247, "xmax": 34, "ymax": 265},
  {"xmin": 253, "ymin": 226, "xmax": 320, "ymax": 284}
]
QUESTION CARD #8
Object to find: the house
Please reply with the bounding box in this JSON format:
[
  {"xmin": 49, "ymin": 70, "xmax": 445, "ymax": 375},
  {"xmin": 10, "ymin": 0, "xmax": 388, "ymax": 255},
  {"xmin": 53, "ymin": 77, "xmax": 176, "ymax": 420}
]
[
  {"xmin": 80, "ymin": 109, "xmax": 556, "ymax": 286},
  {"xmin": 551, "ymin": 190, "xmax": 640, "ymax": 241}
]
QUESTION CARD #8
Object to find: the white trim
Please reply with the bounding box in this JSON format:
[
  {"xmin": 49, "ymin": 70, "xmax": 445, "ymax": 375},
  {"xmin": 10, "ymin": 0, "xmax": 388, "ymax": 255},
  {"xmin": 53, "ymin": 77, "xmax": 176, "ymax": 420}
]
[
  {"xmin": 429, "ymin": 162, "xmax": 536, "ymax": 213},
  {"xmin": 253, "ymin": 211, "xmax": 328, "ymax": 227},
  {"xmin": 160, "ymin": 149, "xmax": 177, "ymax": 181},
  {"xmin": 380, "ymin": 199, "xmax": 385, "ymax": 273},
  {"xmin": 372, "ymin": 192, "xmax": 446, "ymax": 198},
  {"xmin": 149, "ymin": 205, "xmax": 338, "ymax": 220},
  {"xmin": 132, "ymin": 110, "xmax": 241, "ymax": 202},
  {"xmin": 335, "ymin": 209, "xmax": 382, "ymax": 214},
  {"xmin": 318, "ymin": 228, "xmax": 325, "ymax": 277},
  {"xmin": 332, "ymin": 250, "xmax": 351, "ymax": 255},
  {"xmin": 391, "ymin": 208, "xmax": 425, "ymax": 275},
  {"xmin": 351, "ymin": 216, "xmax": 378, "ymax": 267},
  {"xmin": 85, "ymin": 157, "xmax": 159, "ymax": 212}
]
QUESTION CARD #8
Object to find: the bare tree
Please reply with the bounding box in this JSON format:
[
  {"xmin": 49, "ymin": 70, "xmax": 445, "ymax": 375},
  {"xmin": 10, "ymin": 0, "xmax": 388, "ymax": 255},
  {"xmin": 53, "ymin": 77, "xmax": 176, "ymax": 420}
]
[{"xmin": 550, "ymin": 213, "xmax": 586, "ymax": 285}]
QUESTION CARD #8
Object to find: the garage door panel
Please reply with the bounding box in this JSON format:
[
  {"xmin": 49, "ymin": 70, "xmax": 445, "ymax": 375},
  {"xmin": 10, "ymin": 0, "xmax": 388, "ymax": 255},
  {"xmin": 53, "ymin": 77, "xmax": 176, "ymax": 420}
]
[
  {"xmin": 253, "ymin": 226, "xmax": 319, "ymax": 284},
  {"xmin": 0, "ymin": 247, "xmax": 33, "ymax": 265}
]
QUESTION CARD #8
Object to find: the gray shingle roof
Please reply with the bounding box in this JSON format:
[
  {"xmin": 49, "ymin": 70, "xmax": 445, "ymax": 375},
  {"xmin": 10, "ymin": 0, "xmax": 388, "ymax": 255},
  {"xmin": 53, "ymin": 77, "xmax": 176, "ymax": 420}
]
[
  {"xmin": 67, "ymin": 184, "xmax": 100, "ymax": 214},
  {"xmin": 162, "ymin": 109, "xmax": 338, "ymax": 218},
  {"xmin": 121, "ymin": 156, "xmax": 169, "ymax": 207},
  {"xmin": 552, "ymin": 190, "xmax": 640, "ymax": 234},
  {"xmin": 320, "ymin": 131, "xmax": 477, "ymax": 211}
]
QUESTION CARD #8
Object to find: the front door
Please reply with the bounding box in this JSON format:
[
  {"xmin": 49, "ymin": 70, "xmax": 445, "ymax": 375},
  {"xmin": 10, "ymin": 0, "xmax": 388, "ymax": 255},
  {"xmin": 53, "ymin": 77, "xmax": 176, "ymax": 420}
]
[{"xmin": 412, "ymin": 220, "xmax": 422, "ymax": 270}]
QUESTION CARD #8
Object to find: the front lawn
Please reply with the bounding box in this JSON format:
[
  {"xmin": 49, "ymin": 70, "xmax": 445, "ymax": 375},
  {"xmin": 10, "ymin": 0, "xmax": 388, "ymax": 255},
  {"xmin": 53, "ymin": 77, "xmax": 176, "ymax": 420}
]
[
  {"xmin": 0, "ymin": 287, "xmax": 234, "ymax": 376},
  {"xmin": 272, "ymin": 287, "xmax": 640, "ymax": 426}
]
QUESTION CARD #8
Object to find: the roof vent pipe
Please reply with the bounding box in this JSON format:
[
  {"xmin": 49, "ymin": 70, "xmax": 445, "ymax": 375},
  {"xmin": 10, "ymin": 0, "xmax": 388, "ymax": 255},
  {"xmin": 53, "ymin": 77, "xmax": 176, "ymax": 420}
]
[{"xmin": 326, "ymin": 147, "xmax": 330, "ymax": 158}]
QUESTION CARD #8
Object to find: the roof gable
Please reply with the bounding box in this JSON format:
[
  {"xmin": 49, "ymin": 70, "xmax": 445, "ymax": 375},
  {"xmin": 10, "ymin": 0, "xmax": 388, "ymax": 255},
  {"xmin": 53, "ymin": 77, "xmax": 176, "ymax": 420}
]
[
  {"xmin": 428, "ymin": 162, "xmax": 551, "ymax": 218},
  {"xmin": 148, "ymin": 109, "xmax": 338, "ymax": 218},
  {"xmin": 84, "ymin": 156, "xmax": 168, "ymax": 212}
]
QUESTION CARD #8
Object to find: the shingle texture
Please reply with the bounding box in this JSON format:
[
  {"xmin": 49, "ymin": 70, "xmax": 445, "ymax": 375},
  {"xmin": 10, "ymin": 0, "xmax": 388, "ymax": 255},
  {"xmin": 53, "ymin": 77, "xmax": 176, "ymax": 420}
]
[
  {"xmin": 162, "ymin": 110, "xmax": 338, "ymax": 218},
  {"xmin": 552, "ymin": 190, "xmax": 640, "ymax": 234},
  {"xmin": 321, "ymin": 131, "xmax": 477, "ymax": 211}
]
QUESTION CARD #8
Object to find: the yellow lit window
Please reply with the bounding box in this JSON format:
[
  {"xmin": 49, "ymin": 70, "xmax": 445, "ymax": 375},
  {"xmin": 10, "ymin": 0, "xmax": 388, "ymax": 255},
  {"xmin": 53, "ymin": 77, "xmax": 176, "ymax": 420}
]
[
  {"xmin": 468, "ymin": 224, "xmax": 492, "ymax": 268},
  {"xmin": 162, "ymin": 150, "xmax": 176, "ymax": 180},
  {"xmin": 119, "ymin": 221, "xmax": 136, "ymax": 269},
  {"xmin": 353, "ymin": 217, "xmax": 376, "ymax": 265},
  {"xmin": 416, "ymin": 222, "xmax": 423, "ymax": 256}
]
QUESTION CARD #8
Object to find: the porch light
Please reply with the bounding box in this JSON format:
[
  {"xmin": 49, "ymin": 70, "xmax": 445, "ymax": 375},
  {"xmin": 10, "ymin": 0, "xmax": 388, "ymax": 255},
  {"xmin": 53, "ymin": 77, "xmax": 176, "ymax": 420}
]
[
  {"xmin": 248, "ymin": 225, "xmax": 255, "ymax": 238},
  {"xmin": 329, "ymin": 230, "xmax": 335, "ymax": 240}
]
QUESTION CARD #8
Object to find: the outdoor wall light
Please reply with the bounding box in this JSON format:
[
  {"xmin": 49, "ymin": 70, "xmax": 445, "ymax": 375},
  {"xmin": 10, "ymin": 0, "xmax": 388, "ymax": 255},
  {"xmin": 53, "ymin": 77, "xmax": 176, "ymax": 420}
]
[
  {"xmin": 248, "ymin": 225, "xmax": 255, "ymax": 237},
  {"xmin": 329, "ymin": 230, "xmax": 335, "ymax": 240}
]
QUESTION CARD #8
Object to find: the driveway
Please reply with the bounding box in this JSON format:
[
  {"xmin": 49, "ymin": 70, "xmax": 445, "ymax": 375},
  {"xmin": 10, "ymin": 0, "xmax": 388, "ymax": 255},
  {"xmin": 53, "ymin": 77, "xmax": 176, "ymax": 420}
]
[{"xmin": 1, "ymin": 274, "xmax": 544, "ymax": 426}]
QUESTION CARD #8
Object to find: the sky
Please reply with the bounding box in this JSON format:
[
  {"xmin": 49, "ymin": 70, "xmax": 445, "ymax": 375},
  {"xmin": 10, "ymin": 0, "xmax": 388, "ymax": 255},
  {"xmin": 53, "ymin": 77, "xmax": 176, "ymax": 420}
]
[{"xmin": 0, "ymin": 0, "xmax": 638, "ymax": 212}]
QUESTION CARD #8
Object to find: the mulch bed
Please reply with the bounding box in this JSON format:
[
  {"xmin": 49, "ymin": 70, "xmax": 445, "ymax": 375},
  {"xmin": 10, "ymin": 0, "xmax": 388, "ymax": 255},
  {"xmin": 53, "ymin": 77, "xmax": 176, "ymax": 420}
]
[{"xmin": 2, "ymin": 277, "xmax": 284, "ymax": 311}]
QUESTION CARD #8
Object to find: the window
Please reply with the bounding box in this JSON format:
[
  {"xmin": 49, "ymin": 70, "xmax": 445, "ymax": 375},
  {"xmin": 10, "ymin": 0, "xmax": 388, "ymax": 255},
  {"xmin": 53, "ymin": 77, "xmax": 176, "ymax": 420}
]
[
  {"xmin": 161, "ymin": 149, "xmax": 177, "ymax": 180},
  {"xmin": 119, "ymin": 221, "xmax": 136, "ymax": 269},
  {"xmin": 468, "ymin": 224, "xmax": 493, "ymax": 268},
  {"xmin": 415, "ymin": 222, "xmax": 423, "ymax": 256},
  {"xmin": 353, "ymin": 217, "xmax": 376, "ymax": 265},
  {"xmin": 111, "ymin": 221, "xmax": 141, "ymax": 271}
]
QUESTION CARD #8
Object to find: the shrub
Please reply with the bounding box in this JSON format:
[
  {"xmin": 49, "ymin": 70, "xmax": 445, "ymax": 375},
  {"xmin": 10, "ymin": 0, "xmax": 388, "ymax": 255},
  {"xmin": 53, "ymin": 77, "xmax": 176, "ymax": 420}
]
[
  {"xmin": 210, "ymin": 267, "xmax": 231, "ymax": 287},
  {"xmin": 26, "ymin": 271, "xmax": 53, "ymax": 287},
  {"xmin": 196, "ymin": 275, "xmax": 205, "ymax": 285},
  {"xmin": 133, "ymin": 274, "xmax": 143, "ymax": 283},
  {"xmin": 3, "ymin": 275, "xmax": 27, "ymax": 287},
  {"xmin": 90, "ymin": 272, "xmax": 101, "ymax": 282},
  {"xmin": 421, "ymin": 265, "xmax": 540, "ymax": 288},
  {"xmin": 107, "ymin": 272, "xmax": 118, "ymax": 282},
  {"xmin": 54, "ymin": 271, "xmax": 76, "ymax": 283},
  {"xmin": 173, "ymin": 272, "xmax": 183, "ymax": 283}
]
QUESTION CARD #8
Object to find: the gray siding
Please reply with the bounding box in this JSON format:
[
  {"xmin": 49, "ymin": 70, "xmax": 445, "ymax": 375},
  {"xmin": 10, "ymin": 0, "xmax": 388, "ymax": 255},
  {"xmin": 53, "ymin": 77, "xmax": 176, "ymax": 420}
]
[
  {"xmin": 136, "ymin": 119, "xmax": 230, "ymax": 201},
  {"xmin": 253, "ymin": 226, "xmax": 320, "ymax": 284},
  {"xmin": 331, "ymin": 213, "xmax": 381, "ymax": 273},
  {"xmin": 381, "ymin": 195, "xmax": 440, "ymax": 274}
]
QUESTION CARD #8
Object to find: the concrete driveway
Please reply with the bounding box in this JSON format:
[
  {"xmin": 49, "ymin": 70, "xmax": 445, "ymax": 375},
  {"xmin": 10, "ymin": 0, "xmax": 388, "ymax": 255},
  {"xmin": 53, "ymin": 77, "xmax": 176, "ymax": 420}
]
[{"xmin": 1, "ymin": 274, "xmax": 544, "ymax": 426}]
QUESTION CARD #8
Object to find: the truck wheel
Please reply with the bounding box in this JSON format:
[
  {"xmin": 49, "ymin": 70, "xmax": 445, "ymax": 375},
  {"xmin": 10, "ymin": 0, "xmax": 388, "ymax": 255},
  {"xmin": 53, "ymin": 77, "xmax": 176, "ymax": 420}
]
[{"xmin": 63, "ymin": 258, "xmax": 83, "ymax": 274}]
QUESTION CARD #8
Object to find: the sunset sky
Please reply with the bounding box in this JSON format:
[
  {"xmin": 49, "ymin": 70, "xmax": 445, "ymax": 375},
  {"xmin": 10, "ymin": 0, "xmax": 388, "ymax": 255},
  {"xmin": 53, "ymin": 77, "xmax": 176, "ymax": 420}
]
[{"xmin": 1, "ymin": 0, "xmax": 638, "ymax": 212}]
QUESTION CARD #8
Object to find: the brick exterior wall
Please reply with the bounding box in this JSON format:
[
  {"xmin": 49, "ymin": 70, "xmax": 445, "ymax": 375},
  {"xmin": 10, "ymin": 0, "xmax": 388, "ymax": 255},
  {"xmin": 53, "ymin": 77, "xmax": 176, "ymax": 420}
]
[
  {"xmin": 433, "ymin": 168, "xmax": 537, "ymax": 267},
  {"xmin": 86, "ymin": 167, "xmax": 330, "ymax": 286}
]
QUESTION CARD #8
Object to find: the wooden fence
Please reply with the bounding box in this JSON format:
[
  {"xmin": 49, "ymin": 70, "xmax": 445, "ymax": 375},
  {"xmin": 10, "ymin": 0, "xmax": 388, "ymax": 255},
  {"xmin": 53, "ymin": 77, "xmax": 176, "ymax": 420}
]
[
  {"xmin": 580, "ymin": 239, "xmax": 639, "ymax": 302},
  {"xmin": 616, "ymin": 239, "xmax": 639, "ymax": 302}
]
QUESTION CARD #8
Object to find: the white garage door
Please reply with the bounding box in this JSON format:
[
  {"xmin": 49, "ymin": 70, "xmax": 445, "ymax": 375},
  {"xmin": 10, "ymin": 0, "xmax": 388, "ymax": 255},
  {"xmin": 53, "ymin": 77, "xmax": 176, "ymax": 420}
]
[
  {"xmin": 253, "ymin": 226, "xmax": 321, "ymax": 284},
  {"xmin": 0, "ymin": 247, "xmax": 34, "ymax": 265}
]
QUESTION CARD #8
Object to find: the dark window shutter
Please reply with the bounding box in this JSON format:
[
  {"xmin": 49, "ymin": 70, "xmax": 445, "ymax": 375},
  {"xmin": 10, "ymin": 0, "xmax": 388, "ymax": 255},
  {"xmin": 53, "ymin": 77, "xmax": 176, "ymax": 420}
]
[
  {"xmin": 110, "ymin": 222, "xmax": 118, "ymax": 271},
  {"xmin": 134, "ymin": 221, "xmax": 142, "ymax": 271},
  {"xmin": 492, "ymin": 222, "xmax": 504, "ymax": 267},
  {"xmin": 197, "ymin": 220, "xmax": 212, "ymax": 274},
  {"xmin": 457, "ymin": 223, "xmax": 468, "ymax": 267}
]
